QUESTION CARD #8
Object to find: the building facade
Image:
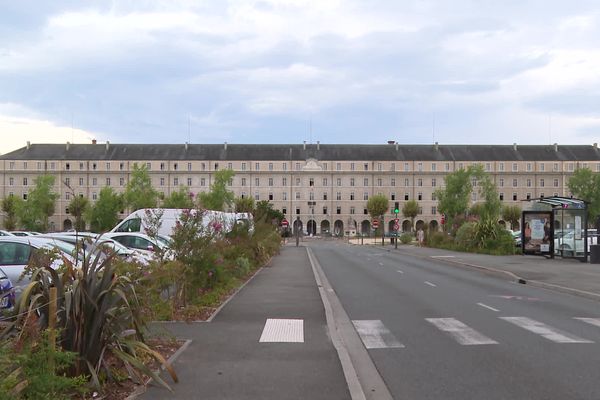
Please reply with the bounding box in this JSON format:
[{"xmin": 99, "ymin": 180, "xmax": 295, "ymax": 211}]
[{"xmin": 1, "ymin": 141, "xmax": 599, "ymax": 234}]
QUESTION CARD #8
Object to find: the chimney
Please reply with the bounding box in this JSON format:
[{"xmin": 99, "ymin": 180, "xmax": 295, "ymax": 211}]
[
  {"xmin": 303, "ymin": 140, "xmax": 306, "ymax": 150},
  {"xmin": 106, "ymin": 140, "xmax": 110, "ymax": 150},
  {"xmin": 317, "ymin": 140, "xmax": 320, "ymax": 150},
  {"xmin": 224, "ymin": 141, "xmax": 227, "ymax": 150},
  {"xmin": 513, "ymin": 143, "xmax": 517, "ymax": 151},
  {"xmin": 594, "ymin": 143, "xmax": 598, "ymax": 149},
  {"xmin": 395, "ymin": 143, "xmax": 399, "ymax": 151},
  {"xmin": 66, "ymin": 142, "xmax": 70, "ymax": 151},
  {"xmin": 26, "ymin": 141, "xmax": 30, "ymax": 150},
  {"xmin": 434, "ymin": 141, "xmax": 439, "ymax": 151},
  {"xmin": 554, "ymin": 143, "xmax": 558, "ymax": 152},
  {"xmin": 92, "ymin": 139, "xmax": 97, "ymax": 144},
  {"xmin": 185, "ymin": 142, "xmax": 189, "ymax": 151}
]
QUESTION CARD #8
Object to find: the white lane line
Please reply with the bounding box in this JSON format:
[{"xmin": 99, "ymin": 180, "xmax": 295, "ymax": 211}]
[
  {"xmin": 259, "ymin": 319, "xmax": 304, "ymax": 343},
  {"xmin": 379, "ymin": 262, "xmax": 384, "ymax": 266},
  {"xmin": 477, "ymin": 303, "xmax": 500, "ymax": 312},
  {"xmin": 397, "ymin": 270, "xmax": 404, "ymax": 274},
  {"xmin": 574, "ymin": 318, "xmax": 600, "ymax": 328},
  {"xmin": 424, "ymin": 281, "xmax": 437, "ymax": 287},
  {"xmin": 500, "ymin": 317, "xmax": 593, "ymax": 343},
  {"xmin": 352, "ymin": 320, "xmax": 404, "ymax": 349},
  {"xmin": 431, "ymin": 255, "xmax": 455, "ymax": 258},
  {"xmin": 426, "ymin": 318, "xmax": 498, "ymax": 345}
]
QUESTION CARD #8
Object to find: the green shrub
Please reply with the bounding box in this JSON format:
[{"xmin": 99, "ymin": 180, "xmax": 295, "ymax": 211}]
[
  {"xmin": 427, "ymin": 231, "xmax": 452, "ymax": 247},
  {"xmin": 455, "ymin": 222, "xmax": 478, "ymax": 251},
  {"xmin": 399, "ymin": 233, "xmax": 413, "ymax": 244}
]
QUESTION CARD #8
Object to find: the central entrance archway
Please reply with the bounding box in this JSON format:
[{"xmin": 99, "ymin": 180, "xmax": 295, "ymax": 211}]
[{"xmin": 307, "ymin": 220, "xmax": 317, "ymax": 236}]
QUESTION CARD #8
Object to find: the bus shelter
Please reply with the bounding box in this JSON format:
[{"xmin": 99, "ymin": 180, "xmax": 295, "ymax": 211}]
[{"xmin": 522, "ymin": 196, "xmax": 588, "ymax": 262}]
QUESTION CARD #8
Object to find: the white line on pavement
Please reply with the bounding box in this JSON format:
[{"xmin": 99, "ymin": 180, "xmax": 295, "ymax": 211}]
[
  {"xmin": 477, "ymin": 303, "xmax": 500, "ymax": 312},
  {"xmin": 425, "ymin": 281, "xmax": 437, "ymax": 287},
  {"xmin": 259, "ymin": 319, "xmax": 304, "ymax": 343},
  {"xmin": 426, "ymin": 318, "xmax": 498, "ymax": 345},
  {"xmin": 397, "ymin": 270, "xmax": 404, "ymax": 274},
  {"xmin": 574, "ymin": 318, "xmax": 600, "ymax": 328},
  {"xmin": 500, "ymin": 317, "xmax": 593, "ymax": 343},
  {"xmin": 379, "ymin": 262, "xmax": 384, "ymax": 266},
  {"xmin": 352, "ymin": 320, "xmax": 404, "ymax": 349},
  {"xmin": 430, "ymin": 255, "xmax": 455, "ymax": 258}
]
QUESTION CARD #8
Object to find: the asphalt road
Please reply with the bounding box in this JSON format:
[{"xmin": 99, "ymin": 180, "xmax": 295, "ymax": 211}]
[{"xmin": 309, "ymin": 241, "xmax": 600, "ymax": 400}]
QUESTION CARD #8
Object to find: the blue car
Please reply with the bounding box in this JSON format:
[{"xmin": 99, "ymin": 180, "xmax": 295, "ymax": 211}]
[{"xmin": 0, "ymin": 267, "xmax": 15, "ymax": 311}]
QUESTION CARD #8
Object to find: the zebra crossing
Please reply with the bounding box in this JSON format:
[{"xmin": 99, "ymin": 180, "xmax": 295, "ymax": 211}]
[{"xmin": 352, "ymin": 316, "xmax": 600, "ymax": 349}]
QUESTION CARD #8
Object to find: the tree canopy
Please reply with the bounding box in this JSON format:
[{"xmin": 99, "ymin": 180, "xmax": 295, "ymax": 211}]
[
  {"xmin": 87, "ymin": 187, "xmax": 123, "ymax": 232},
  {"xmin": 162, "ymin": 186, "xmax": 194, "ymax": 209},
  {"xmin": 198, "ymin": 169, "xmax": 235, "ymax": 211},
  {"xmin": 16, "ymin": 175, "xmax": 59, "ymax": 232},
  {"xmin": 68, "ymin": 195, "xmax": 90, "ymax": 231},
  {"xmin": 1, "ymin": 194, "xmax": 18, "ymax": 231},
  {"xmin": 366, "ymin": 194, "xmax": 389, "ymax": 220},
  {"xmin": 567, "ymin": 167, "xmax": 600, "ymax": 223},
  {"xmin": 502, "ymin": 204, "xmax": 521, "ymax": 230},
  {"xmin": 234, "ymin": 196, "xmax": 255, "ymax": 213},
  {"xmin": 123, "ymin": 164, "xmax": 159, "ymax": 211},
  {"xmin": 402, "ymin": 200, "xmax": 419, "ymax": 232}
]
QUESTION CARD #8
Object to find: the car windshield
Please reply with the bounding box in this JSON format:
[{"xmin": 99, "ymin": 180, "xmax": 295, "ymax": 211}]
[{"xmin": 156, "ymin": 235, "xmax": 172, "ymax": 247}]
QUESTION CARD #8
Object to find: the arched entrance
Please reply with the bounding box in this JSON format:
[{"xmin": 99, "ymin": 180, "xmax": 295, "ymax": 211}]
[
  {"xmin": 388, "ymin": 220, "xmax": 395, "ymax": 232},
  {"xmin": 416, "ymin": 220, "xmax": 425, "ymax": 231},
  {"xmin": 293, "ymin": 219, "xmax": 304, "ymax": 235},
  {"xmin": 429, "ymin": 220, "xmax": 438, "ymax": 231},
  {"xmin": 63, "ymin": 219, "xmax": 73, "ymax": 231},
  {"xmin": 307, "ymin": 219, "xmax": 317, "ymax": 236},
  {"xmin": 334, "ymin": 220, "xmax": 344, "ymax": 236},
  {"xmin": 361, "ymin": 220, "xmax": 371, "ymax": 235},
  {"xmin": 402, "ymin": 220, "xmax": 412, "ymax": 232},
  {"xmin": 320, "ymin": 220, "xmax": 331, "ymax": 235}
]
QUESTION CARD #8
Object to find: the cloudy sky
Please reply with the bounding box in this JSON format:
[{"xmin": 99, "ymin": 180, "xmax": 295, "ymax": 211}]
[{"xmin": 1, "ymin": 0, "xmax": 600, "ymax": 154}]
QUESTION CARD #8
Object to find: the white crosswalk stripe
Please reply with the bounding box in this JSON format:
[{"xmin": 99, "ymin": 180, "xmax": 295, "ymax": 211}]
[
  {"xmin": 353, "ymin": 320, "xmax": 404, "ymax": 349},
  {"xmin": 574, "ymin": 318, "xmax": 600, "ymax": 328},
  {"xmin": 500, "ymin": 317, "xmax": 593, "ymax": 343},
  {"xmin": 259, "ymin": 319, "xmax": 304, "ymax": 343},
  {"xmin": 426, "ymin": 318, "xmax": 498, "ymax": 345}
]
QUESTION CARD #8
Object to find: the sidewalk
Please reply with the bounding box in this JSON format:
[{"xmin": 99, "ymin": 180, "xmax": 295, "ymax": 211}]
[
  {"xmin": 140, "ymin": 246, "xmax": 351, "ymax": 400},
  {"xmin": 370, "ymin": 242, "xmax": 600, "ymax": 300}
]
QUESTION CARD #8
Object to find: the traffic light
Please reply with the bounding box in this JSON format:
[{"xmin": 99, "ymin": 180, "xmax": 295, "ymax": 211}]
[{"xmin": 394, "ymin": 202, "xmax": 400, "ymax": 214}]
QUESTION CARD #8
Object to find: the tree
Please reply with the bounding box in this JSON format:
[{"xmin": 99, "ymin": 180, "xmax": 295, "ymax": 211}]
[
  {"xmin": 162, "ymin": 186, "xmax": 194, "ymax": 209},
  {"xmin": 402, "ymin": 200, "xmax": 419, "ymax": 232},
  {"xmin": 234, "ymin": 196, "xmax": 255, "ymax": 213},
  {"xmin": 502, "ymin": 205, "xmax": 522, "ymax": 230},
  {"xmin": 1, "ymin": 194, "xmax": 19, "ymax": 231},
  {"xmin": 87, "ymin": 187, "xmax": 123, "ymax": 232},
  {"xmin": 254, "ymin": 200, "xmax": 283, "ymax": 224},
  {"xmin": 68, "ymin": 195, "xmax": 89, "ymax": 231},
  {"xmin": 471, "ymin": 165, "xmax": 501, "ymax": 223},
  {"xmin": 366, "ymin": 194, "xmax": 389, "ymax": 220},
  {"xmin": 435, "ymin": 168, "xmax": 472, "ymax": 232},
  {"xmin": 198, "ymin": 169, "xmax": 235, "ymax": 211},
  {"xmin": 567, "ymin": 167, "xmax": 600, "ymax": 224},
  {"xmin": 16, "ymin": 175, "xmax": 59, "ymax": 232},
  {"xmin": 124, "ymin": 164, "xmax": 159, "ymax": 211}
]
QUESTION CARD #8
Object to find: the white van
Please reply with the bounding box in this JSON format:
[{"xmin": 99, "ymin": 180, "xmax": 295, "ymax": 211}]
[{"xmin": 111, "ymin": 208, "xmax": 254, "ymax": 237}]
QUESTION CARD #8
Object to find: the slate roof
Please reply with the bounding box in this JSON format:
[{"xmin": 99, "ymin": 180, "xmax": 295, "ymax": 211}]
[{"xmin": 1, "ymin": 143, "xmax": 599, "ymax": 162}]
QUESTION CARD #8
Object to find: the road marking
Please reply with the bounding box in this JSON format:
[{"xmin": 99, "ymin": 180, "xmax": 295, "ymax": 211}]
[
  {"xmin": 489, "ymin": 295, "xmax": 541, "ymax": 301},
  {"xmin": 574, "ymin": 318, "xmax": 600, "ymax": 328},
  {"xmin": 430, "ymin": 255, "xmax": 455, "ymax": 258},
  {"xmin": 397, "ymin": 270, "xmax": 404, "ymax": 274},
  {"xmin": 259, "ymin": 319, "xmax": 304, "ymax": 343},
  {"xmin": 352, "ymin": 320, "xmax": 404, "ymax": 349},
  {"xmin": 477, "ymin": 303, "xmax": 500, "ymax": 312},
  {"xmin": 426, "ymin": 318, "xmax": 498, "ymax": 345},
  {"xmin": 424, "ymin": 281, "xmax": 437, "ymax": 287},
  {"xmin": 378, "ymin": 262, "xmax": 384, "ymax": 266},
  {"xmin": 500, "ymin": 317, "xmax": 593, "ymax": 343}
]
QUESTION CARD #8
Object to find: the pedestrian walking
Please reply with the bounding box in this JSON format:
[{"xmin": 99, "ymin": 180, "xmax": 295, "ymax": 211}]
[{"xmin": 417, "ymin": 228, "xmax": 424, "ymax": 247}]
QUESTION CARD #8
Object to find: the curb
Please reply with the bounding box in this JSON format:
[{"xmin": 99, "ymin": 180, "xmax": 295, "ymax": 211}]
[{"xmin": 126, "ymin": 339, "xmax": 193, "ymax": 400}]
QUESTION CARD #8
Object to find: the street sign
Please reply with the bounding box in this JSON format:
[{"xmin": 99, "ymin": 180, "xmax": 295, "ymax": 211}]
[
  {"xmin": 372, "ymin": 219, "xmax": 379, "ymax": 229},
  {"xmin": 394, "ymin": 223, "xmax": 400, "ymax": 231},
  {"xmin": 281, "ymin": 219, "xmax": 289, "ymax": 227},
  {"xmin": 394, "ymin": 218, "xmax": 399, "ymax": 223}
]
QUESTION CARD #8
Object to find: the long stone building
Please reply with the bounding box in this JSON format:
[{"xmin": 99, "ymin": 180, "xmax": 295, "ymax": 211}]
[{"xmin": 1, "ymin": 141, "xmax": 599, "ymax": 234}]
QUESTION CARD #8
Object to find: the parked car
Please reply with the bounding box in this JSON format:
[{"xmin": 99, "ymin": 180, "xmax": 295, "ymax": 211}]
[
  {"xmin": 0, "ymin": 236, "xmax": 78, "ymax": 301},
  {"xmin": 10, "ymin": 231, "xmax": 42, "ymax": 237},
  {"xmin": 0, "ymin": 267, "xmax": 16, "ymax": 311},
  {"xmin": 0, "ymin": 230, "xmax": 14, "ymax": 236},
  {"xmin": 101, "ymin": 232, "xmax": 174, "ymax": 260}
]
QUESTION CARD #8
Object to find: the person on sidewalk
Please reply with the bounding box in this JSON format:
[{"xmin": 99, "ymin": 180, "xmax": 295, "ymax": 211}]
[{"xmin": 417, "ymin": 228, "xmax": 425, "ymax": 247}]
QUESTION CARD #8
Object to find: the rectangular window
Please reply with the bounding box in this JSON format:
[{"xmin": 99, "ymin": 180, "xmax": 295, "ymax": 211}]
[
  {"xmin": 378, "ymin": 163, "xmax": 382, "ymax": 171},
  {"xmin": 540, "ymin": 163, "xmax": 545, "ymax": 172},
  {"xmin": 445, "ymin": 163, "xmax": 450, "ymax": 171},
  {"xmin": 296, "ymin": 163, "xmax": 301, "ymax": 171},
  {"xmin": 512, "ymin": 163, "xmax": 518, "ymax": 172},
  {"xmin": 283, "ymin": 192, "xmax": 287, "ymax": 201},
  {"xmin": 364, "ymin": 163, "xmax": 369, "ymax": 171},
  {"xmin": 227, "ymin": 162, "xmax": 232, "ymax": 170},
  {"xmin": 418, "ymin": 192, "xmax": 422, "ymax": 201},
  {"xmin": 309, "ymin": 192, "xmax": 315, "ymax": 200},
  {"xmin": 391, "ymin": 193, "xmax": 396, "ymax": 200},
  {"xmin": 323, "ymin": 207, "xmax": 328, "ymax": 215},
  {"xmin": 323, "ymin": 178, "xmax": 328, "ymax": 186},
  {"xmin": 404, "ymin": 178, "xmax": 410, "ymax": 187},
  {"xmin": 269, "ymin": 163, "xmax": 273, "ymax": 171},
  {"xmin": 22, "ymin": 177, "xmax": 27, "ymax": 186},
  {"xmin": 568, "ymin": 163, "xmax": 574, "ymax": 171},
  {"xmin": 241, "ymin": 178, "xmax": 247, "ymax": 186},
  {"xmin": 8, "ymin": 177, "xmax": 13, "ymax": 186},
  {"xmin": 255, "ymin": 192, "xmax": 260, "ymax": 200},
  {"xmin": 391, "ymin": 178, "xmax": 396, "ymax": 187},
  {"xmin": 377, "ymin": 178, "xmax": 382, "ymax": 187},
  {"xmin": 50, "ymin": 162, "xmax": 56, "ymax": 170},
  {"xmin": 417, "ymin": 178, "xmax": 423, "ymax": 187},
  {"xmin": 404, "ymin": 162, "xmax": 409, "ymax": 172},
  {"xmin": 268, "ymin": 178, "xmax": 274, "ymax": 186},
  {"xmin": 499, "ymin": 178, "xmax": 504, "ymax": 187},
  {"xmin": 554, "ymin": 178, "xmax": 559, "ymax": 187},
  {"xmin": 336, "ymin": 206, "xmax": 341, "ymax": 215},
  {"xmin": 66, "ymin": 163, "xmax": 70, "ymax": 170},
  {"xmin": 255, "ymin": 162, "xmax": 260, "ymax": 171},
  {"xmin": 351, "ymin": 163, "xmax": 355, "ymax": 171},
  {"xmin": 513, "ymin": 193, "xmax": 518, "ymax": 201},
  {"xmin": 296, "ymin": 178, "xmax": 301, "ymax": 186},
  {"xmin": 431, "ymin": 206, "xmax": 437, "ymax": 215},
  {"xmin": 160, "ymin": 178, "xmax": 165, "ymax": 186},
  {"xmin": 282, "ymin": 207, "xmax": 287, "ymax": 214},
  {"xmin": 336, "ymin": 192, "xmax": 341, "ymax": 201},
  {"xmin": 120, "ymin": 178, "xmax": 125, "ymax": 186},
  {"xmin": 323, "ymin": 163, "xmax": 328, "ymax": 171},
  {"xmin": 363, "ymin": 192, "xmax": 369, "ymax": 200},
  {"xmin": 513, "ymin": 179, "xmax": 518, "ymax": 187},
  {"xmin": 66, "ymin": 192, "xmax": 71, "ymax": 200},
  {"xmin": 391, "ymin": 163, "xmax": 396, "ymax": 172},
  {"xmin": 9, "ymin": 162, "xmax": 15, "ymax": 170},
  {"xmin": 296, "ymin": 192, "xmax": 301, "ymax": 200},
  {"xmin": 92, "ymin": 178, "xmax": 97, "ymax": 186},
  {"xmin": 485, "ymin": 163, "xmax": 491, "ymax": 172},
  {"xmin": 323, "ymin": 193, "xmax": 328, "ymax": 200},
  {"xmin": 255, "ymin": 178, "xmax": 260, "ymax": 186},
  {"xmin": 405, "ymin": 193, "xmax": 409, "ymax": 201},
  {"xmin": 214, "ymin": 163, "xmax": 219, "ymax": 170},
  {"xmin": 417, "ymin": 162, "xmax": 423, "ymax": 172},
  {"xmin": 309, "ymin": 178, "xmax": 314, "ymax": 186},
  {"xmin": 431, "ymin": 178, "xmax": 437, "ymax": 187},
  {"xmin": 175, "ymin": 163, "xmax": 180, "ymax": 171},
  {"xmin": 350, "ymin": 207, "xmax": 355, "ymax": 215},
  {"xmin": 39, "ymin": 162, "xmax": 44, "ymax": 170},
  {"xmin": 458, "ymin": 163, "xmax": 464, "ymax": 170},
  {"xmin": 79, "ymin": 178, "xmax": 84, "ymax": 186},
  {"xmin": 499, "ymin": 163, "xmax": 504, "ymax": 172},
  {"xmin": 92, "ymin": 192, "xmax": 97, "ymax": 200},
  {"xmin": 527, "ymin": 163, "xmax": 532, "ymax": 172},
  {"xmin": 269, "ymin": 193, "xmax": 273, "ymax": 201},
  {"xmin": 187, "ymin": 177, "xmax": 192, "ymax": 186},
  {"xmin": 106, "ymin": 178, "xmax": 111, "ymax": 186},
  {"xmin": 201, "ymin": 178, "xmax": 206, "ymax": 186},
  {"xmin": 526, "ymin": 179, "xmax": 531, "ymax": 187},
  {"xmin": 188, "ymin": 162, "xmax": 192, "ymax": 171},
  {"xmin": 540, "ymin": 179, "xmax": 545, "ymax": 187},
  {"xmin": 241, "ymin": 162, "xmax": 247, "ymax": 171},
  {"xmin": 145, "ymin": 162, "xmax": 150, "ymax": 170},
  {"xmin": 283, "ymin": 163, "xmax": 287, "ymax": 171},
  {"xmin": 174, "ymin": 178, "xmax": 179, "ymax": 186},
  {"xmin": 431, "ymin": 163, "xmax": 437, "ymax": 172},
  {"xmin": 336, "ymin": 163, "xmax": 341, "ymax": 171},
  {"xmin": 350, "ymin": 192, "xmax": 355, "ymax": 201},
  {"xmin": 350, "ymin": 178, "xmax": 355, "ymax": 186},
  {"xmin": 337, "ymin": 178, "xmax": 342, "ymax": 186},
  {"xmin": 553, "ymin": 163, "xmax": 559, "ymax": 172},
  {"xmin": 500, "ymin": 193, "xmax": 504, "ymax": 201},
  {"xmin": 363, "ymin": 178, "xmax": 368, "ymax": 186},
  {"xmin": 282, "ymin": 177, "xmax": 287, "ymax": 186}
]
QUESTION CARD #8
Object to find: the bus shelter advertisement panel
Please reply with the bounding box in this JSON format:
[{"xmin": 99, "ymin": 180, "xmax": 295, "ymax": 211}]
[{"xmin": 523, "ymin": 211, "xmax": 552, "ymax": 254}]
